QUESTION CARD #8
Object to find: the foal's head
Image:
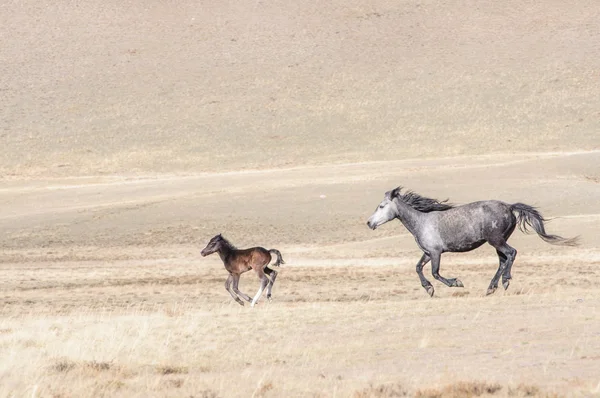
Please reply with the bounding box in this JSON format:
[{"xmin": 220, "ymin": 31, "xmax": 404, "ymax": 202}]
[
  {"xmin": 367, "ymin": 187, "xmax": 401, "ymax": 230},
  {"xmin": 201, "ymin": 234, "xmax": 226, "ymax": 256}
]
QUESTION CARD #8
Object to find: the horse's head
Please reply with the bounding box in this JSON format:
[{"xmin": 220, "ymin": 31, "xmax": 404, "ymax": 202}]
[
  {"xmin": 201, "ymin": 234, "xmax": 223, "ymax": 256},
  {"xmin": 367, "ymin": 187, "xmax": 400, "ymax": 230}
]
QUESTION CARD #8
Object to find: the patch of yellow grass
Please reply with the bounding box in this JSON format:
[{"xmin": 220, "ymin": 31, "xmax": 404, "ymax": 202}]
[
  {"xmin": 353, "ymin": 383, "xmax": 408, "ymax": 397},
  {"xmin": 156, "ymin": 365, "xmax": 189, "ymax": 375},
  {"xmin": 416, "ymin": 381, "xmax": 502, "ymax": 398},
  {"xmin": 0, "ymin": 256, "xmax": 598, "ymax": 397}
]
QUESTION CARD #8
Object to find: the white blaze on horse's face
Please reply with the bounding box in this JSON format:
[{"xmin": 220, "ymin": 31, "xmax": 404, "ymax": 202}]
[{"xmin": 367, "ymin": 196, "xmax": 398, "ymax": 230}]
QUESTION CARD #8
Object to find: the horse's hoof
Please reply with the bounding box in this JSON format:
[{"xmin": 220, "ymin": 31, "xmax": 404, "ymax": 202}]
[
  {"xmin": 237, "ymin": 301, "xmax": 245, "ymax": 306},
  {"xmin": 426, "ymin": 286, "xmax": 435, "ymax": 297},
  {"xmin": 455, "ymin": 279, "xmax": 464, "ymax": 288},
  {"xmin": 267, "ymin": 296, "xmax": 273, "ymax": 302},
  {"xmin": 502, "ymin": 280, "xmax": 510, "ymax": 290},
  {"xmin": 486, "ymin": 287, "xmax": 497, "ymax": 296}
]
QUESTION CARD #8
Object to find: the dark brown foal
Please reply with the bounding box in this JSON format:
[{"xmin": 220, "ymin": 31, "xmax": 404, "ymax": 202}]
[{"xmin": 201, "ymin": 234, "xmax": 285, "ymax": 307}]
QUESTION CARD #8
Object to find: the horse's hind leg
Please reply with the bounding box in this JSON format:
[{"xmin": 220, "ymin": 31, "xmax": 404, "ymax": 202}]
[
  {"xmin": 501, "ymin": 226, "xmax": 517, "ymax": 291},
  {"xmin": 501, "ymin": 245, "xmax": 517, "ymax": 291},
  {"xmin": 225, "ymin": 274, "xmax": 244, "ymax": 306},
  {"xmin": 430, "ymin": 252, "xmax": 464, "ymax": 290},
  {"xmin": 264, "ymin": 267, "xmax": 277, "ymax": 302},
  {"xmin": 487, "ymin": 241, "xmax": 517, "ymax": 295},
  {"xmin": 251, "ymin": 269, "xmax": 270, "ymax": 307},
  {"xmin": 487, "ymin": 250, "xmax": 507, "ymax": 295},
  {"xmin": 416, "ymin": 253, "xmax": 434, "ymax": 297},
  {"xmin": 502, "ymin": 267, "xmax": 513, "ymax": 290},
  {"xmin": 231, "ymin": 274, "xmax": 252, "ymax": 303}
]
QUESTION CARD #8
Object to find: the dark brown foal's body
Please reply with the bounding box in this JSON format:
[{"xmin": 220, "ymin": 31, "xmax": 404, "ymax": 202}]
[{"xmin": 201, "ymin": 234, "xmax": 285, "ymax": 307}]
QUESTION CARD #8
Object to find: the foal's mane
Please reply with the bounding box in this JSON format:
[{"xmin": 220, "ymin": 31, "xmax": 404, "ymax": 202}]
[
  {"xmin": 393, "ymin": 187, "xmax": 454, "ymax": 212},
  {"xmin": 218, "ymin": 235, "xmax": 237, "ymax": 250}
]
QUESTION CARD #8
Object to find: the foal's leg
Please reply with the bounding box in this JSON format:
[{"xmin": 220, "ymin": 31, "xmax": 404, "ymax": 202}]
[
  {"xmin": 264, "ymin": 267, "xmax": 278, "ymax": 302},
  {"xmin": 250, "ymin": 269, "xmax": 270, "ymax": 307},
  {"xmin": 416, "ymin": 253, "xmax": 434, "ymax": 297},
  {"xmin": 487, "ymin": 241, "xmax": 517, "ymax": 295},
  {"xmin": 231, "ymin": 273, "xmax": 252, "ymax": 303},
  {"xmin": 430, "ymin": 251, "xmax": 464, "ymax": 290},
  {"xmin": 225, "ymin": 274, "xmax": 245, "ymax": 306}
]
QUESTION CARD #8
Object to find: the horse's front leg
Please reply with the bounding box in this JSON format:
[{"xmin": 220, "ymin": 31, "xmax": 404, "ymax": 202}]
[
  {"xmin": 231, "ymin": 274, "xmax": 252, "ymax": 303},
  {"xmin": 430, "ymin": 252, "xmax": 464, "ymax": 289},
  {"xmin": 225, "ymin": 274, "xmax": 245, "ymax": 306},
  {"xmin": 416, "ymin": 253, "xmax": 434, "ymax": 297}
]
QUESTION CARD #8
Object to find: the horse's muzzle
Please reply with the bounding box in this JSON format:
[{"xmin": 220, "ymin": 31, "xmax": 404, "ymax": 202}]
[{"xmin": 367, "ymin": 221, "xmax": 377, "ymax": 230}]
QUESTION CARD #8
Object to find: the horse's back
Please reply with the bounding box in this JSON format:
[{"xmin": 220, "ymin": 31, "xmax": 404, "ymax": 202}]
[
  {"xmin": 435, "ymin": 200, "xmax": 516, "ymax": 251},
  {"xmin": 457, "ymin": 200, "xmax": 510, "ymax": 212},
  {"xmin": 437, "ymin": 200, "xmax": 511, "ymax": 221},
  {"xmin": 246, "ymin": 247, "xmax": 272, "ymax": 267}
]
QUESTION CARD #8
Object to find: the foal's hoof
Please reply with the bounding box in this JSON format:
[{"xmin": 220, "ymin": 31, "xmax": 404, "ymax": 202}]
[
  {"xmin": 267, "ymin": 295, "xmax": 273, "ymax": 302},
  {"xmin": 502, "ymin": 279, "xmax": 510, "ymax": 290},
  {"xmin": 454, "ymin": 279, "xmax": 464, "ymax": 288},
  {"xmin": 236, "ymin": 300, "xmax": 245, "ymax": 306},
  {"xmin": 426, "ymin": 286, "xmax": 435, "ymax": 297},
  {"xmin": 486, "ymin": 287, "xmax": 497, "ymax": 296}
]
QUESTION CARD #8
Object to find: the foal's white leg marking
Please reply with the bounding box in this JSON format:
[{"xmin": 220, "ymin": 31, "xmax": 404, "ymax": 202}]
[{"xmin": 251, "ymin": 285, "xmax": 265, "ymax": 307}]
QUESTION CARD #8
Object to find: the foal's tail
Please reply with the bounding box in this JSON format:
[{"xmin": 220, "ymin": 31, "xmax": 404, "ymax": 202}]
[
  {"xmin": 510, "ymin": 203, "xmax": 579, "ymax": 246},
  {"xmin": 268, "ymin": 249, "xmax": 286, "ymax": 266}
]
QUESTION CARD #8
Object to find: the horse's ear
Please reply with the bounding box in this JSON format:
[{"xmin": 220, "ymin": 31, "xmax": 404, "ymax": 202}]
[{"xmin": 390, "ymin": 186, "xmax": 401, "ymax": 198}]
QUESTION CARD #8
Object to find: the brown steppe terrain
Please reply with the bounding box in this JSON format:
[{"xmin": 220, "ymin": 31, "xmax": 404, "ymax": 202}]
[{"xmin": 1, "ymin": 1, "xmax": 600, "ymax": 397}]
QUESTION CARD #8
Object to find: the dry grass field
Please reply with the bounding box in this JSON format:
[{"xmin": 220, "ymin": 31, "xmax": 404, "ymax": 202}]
[{"xmin": 2, "ymin": 0, "xmax": 600, "ymax": 397}]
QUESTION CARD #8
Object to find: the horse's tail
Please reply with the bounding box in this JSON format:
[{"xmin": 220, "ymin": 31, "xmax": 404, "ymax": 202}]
[
  {"xmin": 510, "ymin": 203, "xmax": 579, "ymax": 246},
  {"xmin": 268, "ymin": 249, "xmax": 285, "ymax": 266}
]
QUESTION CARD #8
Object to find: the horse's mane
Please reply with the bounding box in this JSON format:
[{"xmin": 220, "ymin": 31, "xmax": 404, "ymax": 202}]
[
  {"xmin": 393, "ymin": 187, "xmax": 454, "ymax": 212},
  {"xmin": 218, "ymin": 235, "xmax": 237, "ymax": 249}
]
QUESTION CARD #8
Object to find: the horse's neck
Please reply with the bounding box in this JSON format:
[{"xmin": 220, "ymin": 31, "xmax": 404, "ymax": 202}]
[
  {"xmin": 217, "ymin": 244, "xmax": 234, "ymax": 262},
  {"xmin": 394, "ymin": 198, "xmax": 425, "ymax": 235}
]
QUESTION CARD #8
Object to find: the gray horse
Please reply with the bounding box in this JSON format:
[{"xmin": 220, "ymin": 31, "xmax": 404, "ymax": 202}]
[{"xmin": 367, "ymin": 187, "xmax": 579, "ymax": 297}]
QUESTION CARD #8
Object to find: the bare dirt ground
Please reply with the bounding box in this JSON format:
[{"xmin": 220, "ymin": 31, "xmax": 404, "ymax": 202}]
[{"xmin": 1, "ymin": 0, "xmax": 600, "ymax": 397}]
